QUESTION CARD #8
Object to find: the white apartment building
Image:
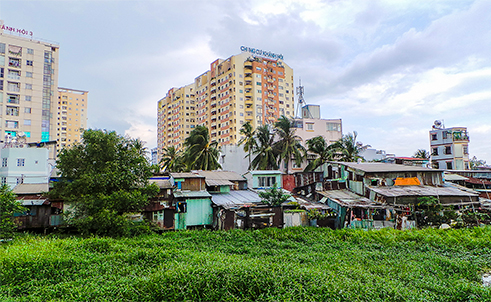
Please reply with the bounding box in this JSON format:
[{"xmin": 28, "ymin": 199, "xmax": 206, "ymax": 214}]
[
  {"xmin": 430, "ymin": 125, "xmax": 470, "ymax": 170},
  {"xmin": 0, "ymin": 21, "xmax": 59, "ymax": 143}
]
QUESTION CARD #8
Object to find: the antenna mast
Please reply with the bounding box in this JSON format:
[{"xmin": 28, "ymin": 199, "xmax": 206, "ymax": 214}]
[{"xmin": 296, "ymin": 79, "xmax": 304, "ymax": 118}]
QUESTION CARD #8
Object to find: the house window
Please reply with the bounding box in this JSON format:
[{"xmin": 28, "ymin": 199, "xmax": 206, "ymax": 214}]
[
  {"xmin": 27, "ymin": 48, "xmax": 34, "ymax": 55},
  {"xmin": 431, "ymin": 133, "xmax": 437, "ymax": 140},
  {"xmin": 446, "ymin": 162, "xmax": 453, "ymax": 169},
  {"xmin": 432, "ymin": 148, "xmax": 438, "ymax": 156},
  {"xmin": 444, "ymin": 146, "xmax": 452, "ymax": 155},
  {"xmin": 25, "ymin": 107, "xmax": 31, "ymax": 114},
  {"xmin": 5, "ymin": 120, "xmax": 19, "ymax": 129},
  {"xmin": 306, "ymin": 123, "xmax": 314, "ymax": 131},
  {"xmin": 26, "ymin": 60, "xmax": 33, "ymax": 66},
  {"xmin": 463, "ymin": 145, "xmax": 469, "ymax": 155},
  {"xmin": 258, "ymin": 176, "xmax": 276, "ymax": 187},
  {"xmin": 2, "ymin": 158, "xmax": 7, "ymax": 167},
  {"xmin": 1, "ymin": 177, "xmax": 6, "ymax": 185},
  {"xmin": 16, "ymin": 177, "xmax": 22, "ymax": 184},
  {"xmin": 17, "ymin": 158, "xmax": 25, "ymax": 167},
  {"xmin": 25, "ymin": 95, "xmax": 31, "ymax": 101},
  {"xmin": 26, "ymin": 71, "xmax": 33, "ymax": 78},
  {"xmin": 6, "ymin": 106, "xmax": 19, "ymax": 116},
  {"xmin": 24, "ymin": 119, "xmax": 31, "ymax": 126},
  {"xmin": 327, "ymin": 122, "xmax": 341, "ymax": 131},
  {"xmin": 442, "ymin": 131, "xmax": 448, "ymax": 139}
]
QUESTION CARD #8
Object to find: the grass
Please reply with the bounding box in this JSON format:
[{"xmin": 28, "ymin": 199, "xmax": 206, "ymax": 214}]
[{"xmin": 1, "ymin": 227, "xmax": 491, "ymax": 301}]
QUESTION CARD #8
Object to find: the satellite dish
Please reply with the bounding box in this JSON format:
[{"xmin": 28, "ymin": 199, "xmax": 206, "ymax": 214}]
[{"xmin": 434, "ymin": 120, "xmax": 442, "ymax": 127}]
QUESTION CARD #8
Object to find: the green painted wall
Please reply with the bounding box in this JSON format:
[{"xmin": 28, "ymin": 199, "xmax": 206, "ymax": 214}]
[{"xmin": 174, "ymin": 198, "xmax": 213, "ymax": 229}]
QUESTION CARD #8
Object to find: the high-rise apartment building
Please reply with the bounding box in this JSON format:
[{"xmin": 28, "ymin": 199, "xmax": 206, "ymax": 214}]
[
  {"xmin": 429, "ymin": 122, "xmax": 470, "ymax": 170},
  {"xmin": 157, "ymin": 50, "xmax": 294, "ymax": 159},
  {"xmin": 0, "ymin": 21, "xmax": 59, "ymax": 142},
  {"xmin": 56, "ymin": 88, "xmax": 88, "ymax": 149}
]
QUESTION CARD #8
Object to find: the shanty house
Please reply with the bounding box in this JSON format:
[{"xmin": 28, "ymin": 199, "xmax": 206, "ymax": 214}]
[{"xmin": 142, "ymin": 176, "xmax": 175, "ymax": 230}]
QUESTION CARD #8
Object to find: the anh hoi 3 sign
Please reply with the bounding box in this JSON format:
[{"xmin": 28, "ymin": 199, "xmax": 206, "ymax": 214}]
[
  {"xmin": 241, "ymin": 46, "xmax": 283, "ymax": 60},
  {"xmin": 1, "ymin": 23, "xmax": 33, "ymax": 36}
]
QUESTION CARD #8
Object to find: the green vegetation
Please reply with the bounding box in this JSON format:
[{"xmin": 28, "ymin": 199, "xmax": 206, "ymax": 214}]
[
  {"xmin": 258, "ymin": 183, "xmax": 291, "ymax": 206},
  {"xmin": 2, "ymin": 228, "xmax": 491, "ymax": 301},
  {"xmin": 183, "ymin": 126, "xmax": 221, "ymax": 171},
  {"xmin": 0, "ymin": 185, "xmax": 23, "ymax": 240},
  {"xmin": 51, "ymin": 129, "xmax": 159, "ymax": 236}
]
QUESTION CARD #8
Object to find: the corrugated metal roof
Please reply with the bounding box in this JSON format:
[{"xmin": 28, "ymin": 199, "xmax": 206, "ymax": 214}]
[
  {"xmin": 244, "ymin": 170, "xmax": 284, "ymax": 175},
  {"xmin": 149, "ymin": 179, "xmax": 173, "ymax": 189},
  {"xmin": 170, "ymin": 172, "xmax": 205, "ymax": 178},
  {"xmin": 194, "ymin": 170, "xmax": 246, "ymax": 181},
  {"xmin": 444, "ymin": 173, "xmax": 469, "ymax": 181},
  {"xmin": 20, "ymin": 199, "xmax": 48, "ymax": 206},
  {"xmin": 13, "ymin": 183, "xmax": 49, "ymax": 194},
  {"xmin": 173, "ymin": 191, "xmax": 211, "ymax": 198},
  {"xmin": 332, "ymin": 162, "xmax": 442, "ymax": 173},
  {"xmin": 211, "ymin": 190, "xmax": 262, "ymax": 209},
  {"xmin": 318, "ymin": 190, "xmax": 384, "ymax": 208},
  {"xmin": 368, "ymin": 185, "xmax": 479, "ymax": 197},
  {"xmin": 205, "ymin": 179, "xmax": 234, "ymax": 186}
]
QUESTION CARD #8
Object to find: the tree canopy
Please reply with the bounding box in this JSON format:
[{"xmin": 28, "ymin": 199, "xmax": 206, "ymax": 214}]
[
  {"xmin": 183, "ymin": 126, "xmax": 221, "ymax": 171},
  {"xmin": 0, "ymin": 184, "xmax": 23, "ymax": 239},
  {"xmin": 274, "ymin": 116, "xmax": 305, "ymax": 173},
  {"xmin": 52, "ymin": 129, "xmax": 159, "ymax": 236},
  {"xmin": 414, "ymin": 149, "xmax": 430, "ymax": 159},
  {"xmin": 332, "ymin": 131, "xmax": 370, "ymax": 162}
]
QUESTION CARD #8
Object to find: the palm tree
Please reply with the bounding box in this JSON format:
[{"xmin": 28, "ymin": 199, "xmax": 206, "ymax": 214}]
[
  {"xmin": 413, "ymin": 149, "xmax": 430, "ymax": 159},
  {"xmin": 237, "ymin": 121, "xmax": 256, "ymax": 169},
  {"xmin": 304, "ymin": 136, "xmax": 335, "ymax": 172},
  {"xmin": 160, "ymin": 146, "xmax": 185, "ymax": 172},
  {"xmin": 251, "ymin": 125, "xmax": 278, "ymax": 170},
  {"xmin": 332, "ymin": 131, "xmax": 370, "ymax": 162},
  {"xmin": 273, "ymin": 116, "xmax": 305, "ymax": 174},
  {"xmin": 183, "ymin": 126, "xmax": 221, "ymax": 170}
]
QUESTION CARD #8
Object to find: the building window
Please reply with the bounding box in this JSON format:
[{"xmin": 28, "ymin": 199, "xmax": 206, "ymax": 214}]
[
  {"xmin": 17, "ymin": 158, "xmax": 25, "ymax": 167},
  {"xmin": 25, "ymin": 83, "xmax": 32, "ymax": 90},
  {"xmin": 432, "ymin": 147, "xmax": 438, "ymax": 156},
  {"xmin": 327, "ymin": 122, "xmax": 341, "ymax": 132},
  {"xmin": 24, "ymin": 119, "xmax": 31, "ymax": 126},
  {"xmin": 431, "ymin": 133, "xmax": 437, "ymax": 140},
  {"xmin": 444, "ymin": 146, "xmax": 452, "ymax": 155},
  {"xmin": 2, "ymin": 158, "xmax": 7, "ymax": 167},
  {"xmin": 16, "ymin": 177, "xmax": 23, "ymax": 184},
  {"xmin": 6, "ymin": 106, "xmax": 19, "ymax": 116},
  {"xmin": 1, "ymin": 177, "xmax": 6, "ymax": 185},
  {"xmin": 27, "ymin": 48, "xmax": 34, "ymax": 55},
  {"xmin": 463, "ymin": 145, "xmax": 469, "ymax": 155},
  {"xmin": 306, "ymin": 123, "xmax": 314, "ymax": 131},
  {"xmin": 25, "ymin": 95, "xmax": 31, "ymax": 101},
  {"xmin": 5, "ymin": 120, "xmax": 19, "ymax": 129},
  {"xmin": 446, "ymin": 162, "xmax": 453, "ymax": 170},
  {"xmin": 26, "ymin": 60, "xmax": 33, "ymax": 66},
  {"xmin": 25, "ymin": 107, "xmax": 31, "ymax": 114},
  {"xmin": 26, "ymin": 71, "xmax": 33, "ymax": 78},
  {"xmin": 258, "ymin": 176, "xmax": 276, "ymax": 188},
  {"xmin": 0, "ymin": 43, "xmax": 5, "ymax": 54},
  {"xmin": 442, "ymin": 131, "xmax": 448, "ymax": 139}
]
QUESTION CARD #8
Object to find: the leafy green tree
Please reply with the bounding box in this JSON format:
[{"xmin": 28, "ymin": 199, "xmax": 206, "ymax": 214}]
[
  {"xmin": 160, "ymin": 146, "xmax": 186, "ymax": 172},
  {"xmin": 414, "ymin": 149, "xmax": 430, "ymax": 159},
  {"xmin": 52, "ymin": 129, "xmax": 159, "ymax": 236},
  {"xmin": 332, "ymin": 131, "xmax": 370, "ymax": 162},
  {"xmin": 183, "ymin": 126, "xmax": 221, "ymax": 170},
  {"xmin": 259, "ymin": 183, "xmax": 291, "ymax": 206},
  {"xmin": 274, "ymin": 116, "xmax": 305, "ymax": 174},
  {"xmin": 238, "ymin": 121, "xmax": 256, "ymax": 169},
  {"xmin": 304, "ymin": 136, "xmax": 335, "ymax": 172},
  {"xmin": 251, "ymin": 125, "xmax": 278, "ymax": 170},
  {"xmin": 0, "ymin": 185, "xmax": 23, "ymax": 239}
]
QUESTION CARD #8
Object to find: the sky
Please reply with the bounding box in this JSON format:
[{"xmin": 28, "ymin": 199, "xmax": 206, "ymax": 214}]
[{"xmin": 1, "ymin": 0, "xmax": 490, "ymax": 162}]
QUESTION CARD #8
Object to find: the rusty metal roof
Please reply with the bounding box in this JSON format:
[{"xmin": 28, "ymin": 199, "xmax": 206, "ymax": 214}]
[
  {"xmin": 194, "ymin": 170, "xmax": 246, "ymax": 182},
  {"xmin": 318, "ymin": 189, "xmax": 387, "ymax": 208},
  {"xmin": 173, "ymin": 190, "xmax": 211, "ymax": 198},
  {"xmin": 13, "ymin": 183, "xmax": 49, "ymax": 194},
  {"xmin": 170, "ymin": 172, "xmax": 205, "ymax": 179},
  {"xmin": 205, "ymin": 179, "xmax": 234, "ymax": 186},
  {"xmin": 149, "ymin": 179, "xmax": 173, "ymax": 189},
  {"xmin": 332, "ymin": 162, "xmax": 442, "ymax": 173},
  {"xmin": 368, "ymin": 185, "xmax": 479, "ymax": 197}
]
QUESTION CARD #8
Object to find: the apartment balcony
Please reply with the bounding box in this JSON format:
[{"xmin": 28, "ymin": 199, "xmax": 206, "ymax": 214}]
[
  {"xmin": 244, "ymin": 75, "xmax": 252, "ymax": 81},
  {"xmin": 244, "ymin": 61, "xmax": 253, "ymax": 68},
  {"xmin": 244, "ymin": 84, "xmax": 252, "ymax": 89},
  {"xmin": 7, "ymin": 75, "xmax": 20, "ymax": 80},
  {"xmin": 267, "ymin": 78, "xmax": 274, "ymax": 83},
  {"xmin": 245, "ymin": 91, "xmax": 252, "ymax": 97}
]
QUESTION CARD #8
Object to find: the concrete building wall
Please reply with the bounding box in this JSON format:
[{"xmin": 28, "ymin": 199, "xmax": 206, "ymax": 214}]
[
  {"xmin": 430, "ymin": 127, "xmax": 469, "ymax": 170},
  {"xmin": 56, "ymin": 88, "xmax": 88, "ymax": 150},
  {"xmin": 0, "ymin": 146, "xmax": 50, "ymax": 188},
  {"xmin": 0, "ymin": 24, "xmax": 59, "ymax": 143}
]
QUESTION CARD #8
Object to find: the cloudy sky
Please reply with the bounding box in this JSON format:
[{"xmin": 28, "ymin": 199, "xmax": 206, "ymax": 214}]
[{"xmin": 2, "ymin": 0, "xmax": 490, "ymax": 162}]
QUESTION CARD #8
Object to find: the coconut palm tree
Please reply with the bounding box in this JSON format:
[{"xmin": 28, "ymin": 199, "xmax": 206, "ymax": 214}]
[
  {"xmin": 332, "ymin": 131, "xmax": 370, "ymax": 162},
  {"xmin": 160, "ymin": 146, "xmax": 186, "ymax": 172},
  {"xmin": 304, "ymin": 136, "xmax": 335, "ymax": 172},
  {"xmin": 273, "ymin": 116, "xmax": 305, "ymax": 174},
  {"xmin": 251, "ymin": 125, "xmax": 278, "ymax": 170},
  {"xmin": 414, "ymin": 149, "xmax": 430, "ymax": 159},
  {"xmin": 183, "ymin": 126, "xmax": 221, "ymax": 170},
  {"xmin": 238, "ymin": 121, "xmax": 256, "ymax": 169}
]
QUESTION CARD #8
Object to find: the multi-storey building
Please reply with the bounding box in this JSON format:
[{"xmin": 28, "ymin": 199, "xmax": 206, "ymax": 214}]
[
  {"xmin": 56, "ymin": 88, "xmax": 88, "ymax": 149},
  {"xmin": 0, "ymin": 22, "xmax": 59, "ymax": 142},
  {"xmin": 157, "ymin": 50, "xmax": 294, "ymax": 159},
  {"xmin": 430, "ymin": 123, "xmax": 470, "ymax": 170}
]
